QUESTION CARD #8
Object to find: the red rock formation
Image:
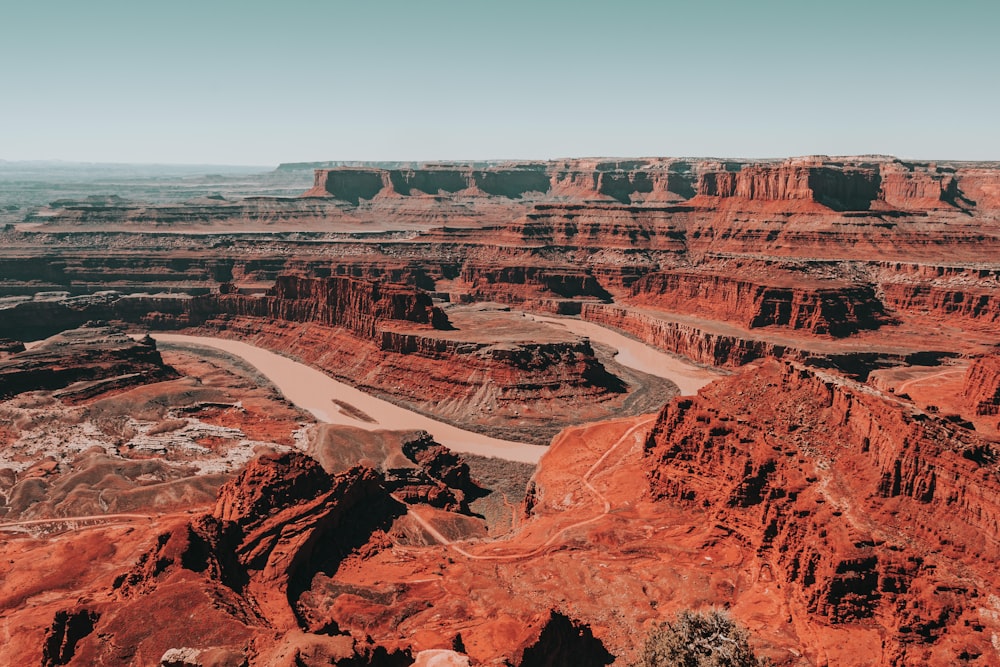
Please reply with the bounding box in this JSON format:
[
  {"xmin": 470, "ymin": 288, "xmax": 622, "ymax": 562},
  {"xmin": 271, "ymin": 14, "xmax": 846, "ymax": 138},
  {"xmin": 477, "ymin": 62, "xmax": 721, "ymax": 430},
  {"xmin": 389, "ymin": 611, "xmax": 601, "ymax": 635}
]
[
  {"xmin": 964, "ymin": 354, "xmax": 1000, "ymax": 416},
  {"xmin": 455, "ymin": 262, "xmax": 611, "ymax": 304},
  {"xmin": 957, "ymin": 168, "xmax": 1000, "ymax": 210},
  {"xmin": 644, "ymin": 361, "xmax": 1000, "ymax": 664},
  {"xmin": 881, "ymin": 282, "xmax": 1000, "ymax": 325},
  {"xmin": 876, "ymin": 161, "xmax": 965, "ymax": 211},
  {"xmin": 211, "ymin": 315, "xmax": 628, "ymax": 442},
  {"xmin": 629, "ymin": 270, "xmax": 890, "ymax": 336},
  {"xmin": 77, "ymin": 453, "xmax": 402, "ymax": 663},
  {"xmin": 215, "ymin": 274, "xmax": 450, "ymax": 338},
  {"xmin": 303, "ymin": 164, "xmax": 552, "ymax": 201},
  {"xmin": 395, "ymin": 432, "xmax": 484, "ymax": 512},
  {"xmin": 695, "ymin": 161, "xmax": 882, "ymax": 212},
  {"xmin": 0, "ymin": 324, "xmax": 176, "ymax": 399}
]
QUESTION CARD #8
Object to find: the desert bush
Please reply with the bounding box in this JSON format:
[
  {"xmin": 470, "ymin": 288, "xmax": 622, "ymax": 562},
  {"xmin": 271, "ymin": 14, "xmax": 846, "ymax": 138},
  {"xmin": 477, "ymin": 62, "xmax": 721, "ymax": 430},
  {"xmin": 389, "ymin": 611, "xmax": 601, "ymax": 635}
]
[
  {"xmin": 637, "ymin": 608, "xmax": 771, "ymax": 667},
  {"xmin": 92, "ymin": 414, "xmax": 138, "ymax": 443}
]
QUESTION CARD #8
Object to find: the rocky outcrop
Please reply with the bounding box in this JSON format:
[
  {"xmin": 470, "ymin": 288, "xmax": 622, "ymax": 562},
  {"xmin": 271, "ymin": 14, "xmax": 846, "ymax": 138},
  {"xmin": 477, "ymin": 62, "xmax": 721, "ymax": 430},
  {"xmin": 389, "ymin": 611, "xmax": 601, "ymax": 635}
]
[
  {"xmin": 53, "ymin": 451, "xmax": 442, "ymax": 664},
  {"xmin": 512, "ymin": 203, "xmax": 690, "ymax": 253},
  {"xmin": 115, "ymin": 453, "xmax": 396, "ymax": 629},
  {"xmin": 456, "ymin": 262, "xmax": 612, "ymax": 304},
  {"xmin": 41, "ymin": 608, "xmax": 100, "ymax": 667},
  {"xmin": 515, "ymin": 611, "xmax": 614, "ymax": 667},
  {"xmin": 394, "ymin": 432, "xmax": 484, "ymax": 512},
  {"xmin": 696, "ymin": 162, "xmax": 882, "ymax": 211},
  {"xmin": 629, "ymin": 270, "xmax": 890, "ymax": 336},
  {"xmin": 876, "ymin": 161, "xmax": 968, "ymax": 210},
  {"xmin": 581, "ymin": 303, "xmax": 779, "ymax": 367},
  {"xmin": 691, "ymin": 158, "xmax": 1000, "ymax": 213},
  {"xmin": 956, "ymin": 168, "xmax": 1000, "ymax": 210},
  {"xmin": 964, "ymin": 354, "xmax": 1000, "ymax": 416},
  {"xmin": 0, "ymin": 275, "xmax": 450, "ymax": 342},
  {"xmin": 0, "ymin": 324, "xmax": 176, "ymax": 399},
  {"xmin": 304, "ymin": 164, "xmax": 551, "ymax": 201},
  {"xmin": 644, "ymin": 361, "xmax": 1000, "ymax": 664},
  {"xmin": 881, "ymin": 282, "xmax": 1000, "ymax": 325},
  {"xmin": 215, "ymin": 275, "xmax": 450, "ymax": 338},
  {"xmin": 579, "ymin": 303, "xmax": 943, "ymax": 377}
]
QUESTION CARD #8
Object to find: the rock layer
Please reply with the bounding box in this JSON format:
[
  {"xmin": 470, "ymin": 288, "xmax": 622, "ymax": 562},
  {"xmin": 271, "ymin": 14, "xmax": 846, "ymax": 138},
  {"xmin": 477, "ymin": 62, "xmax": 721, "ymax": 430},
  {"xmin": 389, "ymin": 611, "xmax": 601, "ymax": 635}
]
[
  {"xmin": 0, "ymin": 324, "xmax": 176, "ymax": 399},
  {"xmin": 964, "ymin": 354, "xmax": 1000, "ymax": 416},
  {"xmin": 644, "ymin": 361, "xmax": 1000, "ymax": 664},
  {"xmin": 629, "ymin": 270, "xmax": 890, "ymax": 336}
]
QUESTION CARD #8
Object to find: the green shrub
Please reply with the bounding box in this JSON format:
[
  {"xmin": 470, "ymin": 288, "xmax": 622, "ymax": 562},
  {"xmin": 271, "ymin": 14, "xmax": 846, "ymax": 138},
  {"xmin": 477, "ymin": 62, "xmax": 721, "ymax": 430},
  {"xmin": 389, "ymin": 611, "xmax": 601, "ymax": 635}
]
[{"xmin": 637, "ymin": 608, "xmax": 771, "ymax": 667}]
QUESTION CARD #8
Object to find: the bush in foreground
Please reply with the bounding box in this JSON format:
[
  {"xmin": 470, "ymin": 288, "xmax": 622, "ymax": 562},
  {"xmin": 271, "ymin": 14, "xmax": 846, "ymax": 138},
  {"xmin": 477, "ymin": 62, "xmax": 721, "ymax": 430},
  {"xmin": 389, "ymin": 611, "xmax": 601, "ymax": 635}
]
[{"xmin": 637, "ymin": 608, "xmax": 771, "ymax": 667}]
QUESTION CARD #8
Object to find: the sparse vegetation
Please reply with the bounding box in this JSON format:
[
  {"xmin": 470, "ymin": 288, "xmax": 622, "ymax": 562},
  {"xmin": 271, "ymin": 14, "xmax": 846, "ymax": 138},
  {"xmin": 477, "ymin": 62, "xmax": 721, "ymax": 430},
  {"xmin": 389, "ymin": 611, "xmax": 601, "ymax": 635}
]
[
  {"xmin": 92, "ymin": 414, "xmax": 138, "ymax": 444},
  {"xmin": 636, "ymin": 609, "xmax": 771, "ymax": 667}
]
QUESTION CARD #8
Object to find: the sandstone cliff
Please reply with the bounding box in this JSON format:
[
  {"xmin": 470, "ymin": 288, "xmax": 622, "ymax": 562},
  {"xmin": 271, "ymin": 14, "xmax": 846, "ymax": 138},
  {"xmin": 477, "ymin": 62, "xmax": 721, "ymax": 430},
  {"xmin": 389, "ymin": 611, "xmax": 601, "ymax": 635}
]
[
  {"xmin": 964, "ymin": 354, "xmax": 1000, "ymax": 417},
  {"xmin": 300, "ymin": 157, "xmax": 1000, "ymax": 216},
  {"xmin": 644, "ymin": 361, "xmax": 1000, "ymax": 664},
  {"xmin": 215, "ymin": 275, "xmax": 450, "ymax": 338},
  {"xmin": 628, "ymin": 270, "xmax": 890, "ymax": 336},
  {"xmin": 0, "ymin": 324, "xmax": 176, "ymax": 399}
]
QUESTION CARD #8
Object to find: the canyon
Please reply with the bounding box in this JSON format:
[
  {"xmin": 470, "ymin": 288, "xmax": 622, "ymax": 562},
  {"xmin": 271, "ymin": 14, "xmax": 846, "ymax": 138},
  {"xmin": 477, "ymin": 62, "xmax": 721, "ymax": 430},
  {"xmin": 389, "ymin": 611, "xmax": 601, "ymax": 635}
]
[{"xmin": 0, "ymin": 155, "xmax": 999, "ymax": 665}]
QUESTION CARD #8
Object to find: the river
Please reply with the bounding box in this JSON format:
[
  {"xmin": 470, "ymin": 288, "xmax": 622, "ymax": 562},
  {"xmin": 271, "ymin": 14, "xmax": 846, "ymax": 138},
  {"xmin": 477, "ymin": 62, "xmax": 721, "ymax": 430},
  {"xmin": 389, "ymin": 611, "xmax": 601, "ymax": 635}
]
[
  {"xmin": 153, "ymin": 319, "xmax": 722, "ymax": 465},
  {"xmin": 526, "ymin": 314, "xmax": 723, "ymax": 395},
  {"xmin": 153, "ymin": 334, "xmax": 549, "ymax": 463}
]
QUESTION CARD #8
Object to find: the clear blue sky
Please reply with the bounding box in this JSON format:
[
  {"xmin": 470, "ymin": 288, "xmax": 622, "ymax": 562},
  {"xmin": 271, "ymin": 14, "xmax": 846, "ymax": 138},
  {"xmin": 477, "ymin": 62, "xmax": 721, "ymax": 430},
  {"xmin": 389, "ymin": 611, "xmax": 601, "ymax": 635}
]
[{"xmin": 2, "ymin": 0, "xmax": 997, "ymax": 165}]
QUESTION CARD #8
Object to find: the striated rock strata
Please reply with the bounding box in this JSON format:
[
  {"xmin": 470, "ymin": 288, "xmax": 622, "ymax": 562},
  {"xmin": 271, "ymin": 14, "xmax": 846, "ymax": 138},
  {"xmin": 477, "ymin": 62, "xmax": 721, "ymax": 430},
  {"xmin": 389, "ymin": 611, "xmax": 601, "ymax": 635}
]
[
  {"xmin": 964, "ymin": 354, "xmax": 1000, "ymax": 416},
  {"xmin": 644, "ymin": 360, "xmax": 1000, "ymax": 665},
  {"xmin": 628, "ymin": 270, "xmax": 890, "ymax": 336},
  {"xmin": 0, "ymin": 324, "xmax": 176, "ymax": 399}
]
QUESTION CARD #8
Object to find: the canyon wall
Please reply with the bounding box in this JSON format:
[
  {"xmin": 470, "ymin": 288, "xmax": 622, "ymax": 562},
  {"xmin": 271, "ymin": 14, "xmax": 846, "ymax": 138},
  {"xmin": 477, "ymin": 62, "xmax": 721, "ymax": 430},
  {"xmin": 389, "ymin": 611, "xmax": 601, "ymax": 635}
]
[
  {"xmin": 214, "ymin": 275, "xmax": 450, "ymax": 338},
  {"xmin": 301, "ymin": 157, "xmax": 1000, "ymax": 214},
  {"xmin": 0, "ymin": 325, "xmax": 176, "ymax": 399},
  {"xmin": 880, "ymin": 283, "xmax": 1000, "ymax": 325},
  {"xmin": 964, "ymin": 354, "xmax": 1000, "ymax": 416},
  {"xmin": 644, "ymin": 361, "xmax": 1000, "ymax": 664},
  {"xmin": 628, "ymin": 271, "xmax": 890, "ymax": 336}
]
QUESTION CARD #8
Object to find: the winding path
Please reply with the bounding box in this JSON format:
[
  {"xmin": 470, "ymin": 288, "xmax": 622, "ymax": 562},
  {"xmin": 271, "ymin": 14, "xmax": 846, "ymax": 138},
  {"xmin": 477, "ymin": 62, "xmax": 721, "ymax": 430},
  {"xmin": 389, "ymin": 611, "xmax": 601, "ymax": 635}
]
[
  {"xmin": 896, "ymin": 369, "xmax": 965, "ymax": 394},
  {"xmin": 0, "ymin": 513, "xmax": 156, "ymax": 535},
  {"xmin": 400, "ymin": 416, "xmax": 656, "ymax": 561}
]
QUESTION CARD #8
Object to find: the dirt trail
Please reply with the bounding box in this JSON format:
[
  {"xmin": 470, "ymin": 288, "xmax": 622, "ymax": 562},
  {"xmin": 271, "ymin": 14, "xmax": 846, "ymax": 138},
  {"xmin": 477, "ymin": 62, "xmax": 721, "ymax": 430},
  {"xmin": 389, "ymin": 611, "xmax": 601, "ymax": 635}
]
[{"xmin": 400, "ymin": 416, "xmax": 656, "ymax": 561}]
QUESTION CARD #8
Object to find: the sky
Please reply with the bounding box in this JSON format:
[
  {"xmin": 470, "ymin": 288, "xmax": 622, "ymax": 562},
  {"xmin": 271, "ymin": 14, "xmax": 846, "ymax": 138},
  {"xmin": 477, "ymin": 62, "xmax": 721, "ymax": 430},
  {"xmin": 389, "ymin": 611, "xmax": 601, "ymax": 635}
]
[{"xmin": 2, "ymin": 0, "xmax": 997, "ymax": 165}]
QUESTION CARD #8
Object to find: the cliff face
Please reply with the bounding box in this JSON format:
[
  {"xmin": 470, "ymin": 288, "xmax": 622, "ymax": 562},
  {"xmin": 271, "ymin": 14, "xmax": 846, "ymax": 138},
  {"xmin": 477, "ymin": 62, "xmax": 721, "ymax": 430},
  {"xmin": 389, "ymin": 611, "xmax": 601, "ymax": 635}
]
[
  {"xmin": 305, "ymin": 159, "xmax": 712, "ymax": 205},
  {"xmin": 880, "ymin": 283, "xmax": 1000, "ymax": 325},
  {"xmin": 300, "ymin": 157, "xmax": 1000, "ymax": 218},
  {"xmin": 579, "ymin": 303, "xmax": 934, "ymax": 377},
  {"xmin": 304, "ymin": 164, "xmax": 551, "ymax": 201},
  {"xmin": 696, "ymin": 163, "xmax": 881, "ymax": 211},
  {"xmin": 629, "ymin": 271, "xmax": 889, "ymax": 336},
  {"xmin": 0, "ymin": 324, "xmax": 176, "ymax": 399},
  {"xmin": 73, "ymin": 452, "xmax": 412, "ymax": 664},
  {"xmin": 456, "ymin": 262, "xmax": 611, "ymax": 304},
  {"xmin": 964, "ymin": 354, "xmax": 1000, "ymax": 416},
  {"xmin": 0, "ymin": 275, "xmax": 450, "ymax": 342},
  {"xmin": 217, "ymin": 275, "xmax": 450, "ymax": 338},
  {"xmin": 644, "ymin": 361, "xmax": 1000, "ymax": 664}
]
